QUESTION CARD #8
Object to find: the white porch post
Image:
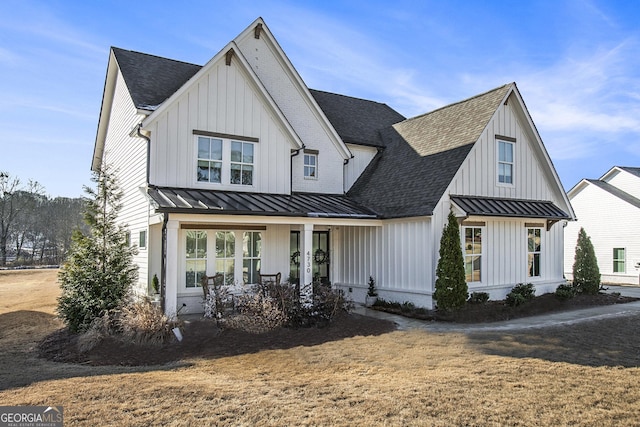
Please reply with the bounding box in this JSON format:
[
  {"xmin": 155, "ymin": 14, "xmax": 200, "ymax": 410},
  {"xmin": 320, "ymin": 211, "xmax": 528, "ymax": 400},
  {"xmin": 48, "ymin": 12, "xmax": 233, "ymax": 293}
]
[
  {"xmin": 165, "ymin": 220, "xmax": 179, "ymax": 317},
  {"xmin": 301, "ymin": 222, "xmax": 314, "ymax": 304}
]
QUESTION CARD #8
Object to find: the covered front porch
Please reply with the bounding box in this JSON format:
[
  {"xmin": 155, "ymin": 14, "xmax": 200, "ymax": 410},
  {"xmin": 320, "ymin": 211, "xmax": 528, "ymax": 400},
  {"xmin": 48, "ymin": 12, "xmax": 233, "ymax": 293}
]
[{"xmin": 145, "ymin": 186, "xmax": 381, "ymax": 316}]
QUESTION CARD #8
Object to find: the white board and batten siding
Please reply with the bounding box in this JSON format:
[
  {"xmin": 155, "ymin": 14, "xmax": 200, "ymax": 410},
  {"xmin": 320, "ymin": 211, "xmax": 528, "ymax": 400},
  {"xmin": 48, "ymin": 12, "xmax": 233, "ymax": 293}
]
[
  {"xmin": 433, "ymin": 98, "xmax": 567, "ymax": 299},
  {"xmin": 102, "ymin": 69, "xmax": 150, "ymax": 295},
  {"xmin": 146, "ymin": 58, "xmax": 294, "ymax": 194},
  {"xmin": 334, "ymin": 219, "xmax": 433, "ymax": 307},
  {"xmin": 564, "ymin": 183, "xmax": 640, "ymax": 285},
  {"xmin": 236, "ymin": 30, "xmax": 347, "ymax": 195}
]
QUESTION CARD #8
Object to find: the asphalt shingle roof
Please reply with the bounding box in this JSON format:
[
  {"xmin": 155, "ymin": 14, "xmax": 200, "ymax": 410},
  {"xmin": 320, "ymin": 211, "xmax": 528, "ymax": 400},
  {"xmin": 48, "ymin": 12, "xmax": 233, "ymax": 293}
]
[
  {"xmin": 348, "ymin": 84, "xmax": 513, "ymax": 218},
  {"xmin": 309, "ymin": 89, "xmax": 405, "ymax": 147},
  {"xmin": 112, "ymin": 47, "xmax": 201, "ymax": 110},
  {"xmin": 110, "ymin": 48, "xmax": 525, "ymax": 220},
  {"xmin": 619, "ymin": 166, "xmax": 640, "ymax": 179}
]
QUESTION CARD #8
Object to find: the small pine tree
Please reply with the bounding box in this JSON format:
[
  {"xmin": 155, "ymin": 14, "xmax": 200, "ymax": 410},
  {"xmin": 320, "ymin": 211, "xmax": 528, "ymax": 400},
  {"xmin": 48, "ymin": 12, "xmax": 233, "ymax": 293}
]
[
  {"xmin": 57, "ymin": 166, "xmax": 138, "ymax": 332},
  {"xmin": 434, "ymin": 210, "xmax": 468, "ymax": 310},
  {"xmin": 572, "ymin": 227, "xmax": 600, "ymax": 295}
]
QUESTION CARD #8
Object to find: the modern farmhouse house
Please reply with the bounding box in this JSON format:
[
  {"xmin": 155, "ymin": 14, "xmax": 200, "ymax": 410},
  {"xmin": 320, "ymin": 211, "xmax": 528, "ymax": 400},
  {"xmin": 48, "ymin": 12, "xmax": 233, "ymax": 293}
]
[
  {"xmin": 564, "ymin": 166, "xmax": 640, "ymax": 285},
  {"xmin": 93, "ymin": 17, "xmax": 575, "ymax": 315}
]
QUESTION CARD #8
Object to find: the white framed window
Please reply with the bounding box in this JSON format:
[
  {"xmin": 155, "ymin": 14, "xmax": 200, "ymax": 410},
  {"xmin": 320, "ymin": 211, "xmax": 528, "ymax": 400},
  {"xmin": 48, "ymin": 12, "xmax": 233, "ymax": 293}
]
[
  {"xmin": 497, "ymin": 140, "xmax": 514, "ymax": 185},
  {"xmin": 613, "ymin": 248, "xmax": 626, "ymax": 273},
  {"xmin": 527, "ymin": 228, "xmax": 542, "ymax": 277},
  {"xmin": 197, "ymin": 137, "xmax": 223, "ymax": 183},
  {"xmin": 304, "ymin": 153, "xmax": 317, "ymax": 179},
  {"xmin": 463, "ymin": 227, "xmax": 482, "ymax": 283},
  {"xmin": 230, "ymin": 141, "xmax": 254, "ymax": 185},
  {"xmin": 216, "ymin": 231, "xmax": 236, "ymax": 286},
  {"xmin": 243, "ymin": 231, "xmax": 262, "ymax": 285},
  {"xmin": 139, "ymin": 230, "xmax": 147, "ymax": 249},
  {"xmin": 194, "ymin": 132, "xmax": 256, "ymax": 186},
  {"xmin": 185, "ymin": 231, "xmax": 207, "ymax": 288}
]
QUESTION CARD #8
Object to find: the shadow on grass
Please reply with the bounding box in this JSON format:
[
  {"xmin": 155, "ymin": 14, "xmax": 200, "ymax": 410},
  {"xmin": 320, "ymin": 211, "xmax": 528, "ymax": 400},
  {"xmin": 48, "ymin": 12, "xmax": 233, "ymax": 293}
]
[
  {"xmin": 34, "ymin": 312, "xmax": 397, "ymax": 368},
  {"xmin": 466, "ymin": 313, "xmax": 640, "ymax": 368},
  {"xmin": 0, "ymin": 310, "xmax": 192, "ymax": 391}
]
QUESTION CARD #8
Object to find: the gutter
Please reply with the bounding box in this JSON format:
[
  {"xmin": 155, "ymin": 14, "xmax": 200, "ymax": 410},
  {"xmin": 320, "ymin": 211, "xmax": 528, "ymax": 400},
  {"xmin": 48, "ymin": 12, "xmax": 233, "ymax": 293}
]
[
  {"xmin": 136, "ymin": 123, "xmax": 152, "ymax": 185},
  {"xmin": 290, "ymin": 144, "xmax": 306, "ymax": 190},
  {"xmin": 160, "ymin": 213, "xmax": 168, "ymax": 312}
]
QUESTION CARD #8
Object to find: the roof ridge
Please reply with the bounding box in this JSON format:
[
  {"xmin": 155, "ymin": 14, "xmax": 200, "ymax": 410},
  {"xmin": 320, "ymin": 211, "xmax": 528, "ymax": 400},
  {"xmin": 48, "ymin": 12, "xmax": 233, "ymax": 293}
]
[
  {"xmin": 309, "ymin": 88, "xmax": 393, "ymax": 107},
  {"xmin": 111, "ymin": 46, "xmax": 203, "ymax": 68},
  {"xmin": 402, "ymin": 82, "xmax": 513, "ymax": 123}
]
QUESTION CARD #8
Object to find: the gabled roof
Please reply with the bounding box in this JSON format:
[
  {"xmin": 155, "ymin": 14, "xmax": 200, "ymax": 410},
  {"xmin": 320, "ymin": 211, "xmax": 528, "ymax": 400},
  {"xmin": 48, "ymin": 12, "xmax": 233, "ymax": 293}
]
[
  {"xmin": 584, "ymin": 179, "xmax": 640, "ymax": 210},
  {"xmin": 348, "ymin": 84, "xmax": 512, "ymax": 218},
  {"xmin": 147, "ymin": 186, "xmax": 377, "ymax": 218},
  {"xmin": 112, "ymin": 47, "xmax": 201, "ymax": 111},
  {"xmin": 309, "ymin": 90, "xmax": 405, "ymax": 147},
  {"xmin": 618, "ymin": 166, "xmax": 640, "ymax": 179}
]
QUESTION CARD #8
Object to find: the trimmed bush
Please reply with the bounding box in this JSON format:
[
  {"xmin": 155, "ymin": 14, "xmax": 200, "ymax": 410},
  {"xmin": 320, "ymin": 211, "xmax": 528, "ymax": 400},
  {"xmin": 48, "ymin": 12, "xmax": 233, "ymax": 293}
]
[
  {"xmin": 555, "ymin": 283, "xmax": 577, "ymax": 300},
  {"xmin": 434, "ymin": 210, "xmax": 468, "ymax": 311},
  {"xmin": 468, "ymin": 292, "xmax": 490, "ymax": 304},
  {"xmin": 506, "ymin": 283, "xmax": 535, "ymax": 307},
  {"xmin": 572, "ymin": 227, "xmax": 601, "ymax": 295}
]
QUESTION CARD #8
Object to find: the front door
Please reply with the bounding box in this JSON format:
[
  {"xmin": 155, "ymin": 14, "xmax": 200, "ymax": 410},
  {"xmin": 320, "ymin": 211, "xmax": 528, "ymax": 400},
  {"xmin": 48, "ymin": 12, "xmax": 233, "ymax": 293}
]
[{"xmin": 290, "ymin": 230, "xmax": 330, "ymax": 285}]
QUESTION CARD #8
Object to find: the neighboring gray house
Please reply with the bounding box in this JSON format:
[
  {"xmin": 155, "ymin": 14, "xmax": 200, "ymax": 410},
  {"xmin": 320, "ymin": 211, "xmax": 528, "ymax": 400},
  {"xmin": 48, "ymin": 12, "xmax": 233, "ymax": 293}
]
[
  {"xmin": 564, "ymin": 166, "xmax": 640, "ymax": 285},
  {"xmin": 93, "ymin": 17, "xmax": 574, "ymax": 315}
]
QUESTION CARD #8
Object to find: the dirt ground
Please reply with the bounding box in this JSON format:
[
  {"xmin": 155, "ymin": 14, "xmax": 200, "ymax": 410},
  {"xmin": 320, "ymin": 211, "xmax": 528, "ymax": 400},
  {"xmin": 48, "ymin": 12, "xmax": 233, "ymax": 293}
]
[{"xmin": 3, "ymin": 269, "xmax": 640, "ymax": 426}]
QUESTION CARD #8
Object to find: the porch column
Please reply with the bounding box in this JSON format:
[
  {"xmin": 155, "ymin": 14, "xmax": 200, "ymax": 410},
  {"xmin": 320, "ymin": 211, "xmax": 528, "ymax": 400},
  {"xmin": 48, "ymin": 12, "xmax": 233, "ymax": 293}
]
[
  {"xmin": 165, "ymin": 220, "xmax": 179, "ymax": 317},
  {"xmin": 301, "ymin": 222, "xmax": 314, "ymax": 304}
]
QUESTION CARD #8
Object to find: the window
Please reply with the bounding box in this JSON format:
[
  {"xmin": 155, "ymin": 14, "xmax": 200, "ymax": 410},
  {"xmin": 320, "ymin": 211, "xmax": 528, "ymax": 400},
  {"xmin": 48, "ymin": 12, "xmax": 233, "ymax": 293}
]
[
  {"xmin": 230, "ymin": 141, "xmax": 254, "ymax": 185},
  {"xmin": 463, "ymin": 227, "xmax": 482, "ymax": 282},
  {"xmin": 216, "ymin": 231, "xmax": 236, "ymax": 285},
  {"xmin": 498, "ymin": 140, "xmax": 514, "ymax": 184},
  {"xmin": 304, "ymin": 153, "xmax": 317, "ymax": 179},
  {"xmin": 197, "ymin": 137, "xmax": 223, "ymax": 183},
  {"xmin": 195, "ymin": 134, "xmax": 256, "ymax": 186},
  {"xmin": 243, "ymin": 232, "xmax": 262, "ymax": 285},
  {"xmin": 613, "ymin": 248, "xmax": 625, "ymax": 273},
  {"xmin": 527, "ymin": 228, "xmax": 541, "ymax": 277},
  {"xmin": 185, "ymin": 231, "xmax": 207, "ymax": 288},
  {"xmin": 139, "ymin": 230, "xmax": 147, "ymax": 249}
]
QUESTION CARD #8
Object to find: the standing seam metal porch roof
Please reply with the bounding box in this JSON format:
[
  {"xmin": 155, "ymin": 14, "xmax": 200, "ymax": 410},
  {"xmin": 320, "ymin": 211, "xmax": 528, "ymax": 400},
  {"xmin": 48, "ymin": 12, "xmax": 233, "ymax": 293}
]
[
  {"xmin": 450, "ymin": 195, "xmax": 570, "ymax": 219},
  {"xmin": 147, "ymin": 186, "xmax": 378, "ymax": 218}
]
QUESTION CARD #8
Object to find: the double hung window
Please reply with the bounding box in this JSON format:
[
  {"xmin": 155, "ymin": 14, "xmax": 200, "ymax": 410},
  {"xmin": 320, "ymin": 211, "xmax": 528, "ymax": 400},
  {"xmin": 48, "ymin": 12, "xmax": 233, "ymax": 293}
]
[
  {"xmin": 497, "ymin": 140, "xmax": 514, "ymax": 184},
  {"xmin": 527, "ymin": 228, "xmax": 542, "ymax": 277},
  {"xmin": 613, "ymin": 248, "xmax": 625, "ymax": 273},
  {"xmin": 463, "ymin": 227, "xmax": 482, "ymax": 282},
  {"xmin": 304, "ymin": 153, "xmax": 317, "ymax": 179},
  {"xmin": 195, "ymin": 133, "xmax": 255, "ymax": 186}
]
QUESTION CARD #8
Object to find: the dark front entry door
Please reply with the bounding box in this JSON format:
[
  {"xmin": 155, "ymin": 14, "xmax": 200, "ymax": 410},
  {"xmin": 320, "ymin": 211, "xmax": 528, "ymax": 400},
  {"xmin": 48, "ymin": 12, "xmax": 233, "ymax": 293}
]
[{"xmin": 290, "ymin": 230, "xmax": 330, "ymax": 285}]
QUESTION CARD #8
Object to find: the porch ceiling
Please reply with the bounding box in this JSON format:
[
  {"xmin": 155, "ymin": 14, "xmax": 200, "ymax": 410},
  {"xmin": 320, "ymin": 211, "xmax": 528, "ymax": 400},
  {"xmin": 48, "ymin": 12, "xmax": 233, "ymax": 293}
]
[
  {"xmin": 147, "ymin": 186, "xmax": 379, "ymax": 219},
  {"xmin": 450, "ymin": 195, "xmax": 570, "ymax": 219}
]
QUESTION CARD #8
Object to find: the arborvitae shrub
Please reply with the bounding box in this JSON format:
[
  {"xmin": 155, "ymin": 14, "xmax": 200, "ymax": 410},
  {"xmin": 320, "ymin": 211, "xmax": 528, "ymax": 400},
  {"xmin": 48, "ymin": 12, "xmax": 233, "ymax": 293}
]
[{"xmin": 434, "ymin": 210, "xmax": 468, "ymax": 311}]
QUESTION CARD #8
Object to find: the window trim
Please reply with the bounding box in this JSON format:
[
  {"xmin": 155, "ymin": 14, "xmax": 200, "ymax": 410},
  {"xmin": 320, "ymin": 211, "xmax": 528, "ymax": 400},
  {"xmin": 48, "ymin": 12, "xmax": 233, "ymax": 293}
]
[
  {"xmin": 613, "ymin": 247, "xmax": 626, "ymax": 273},
  {"xmin": 496, "ymin": 139, "xmax": 515, "ymax": 186},
  {"xmin": 181, "ymin": 228, "xmax": 263, "ymax": 292},
  {"xmin": 193, "ymin": 133, "xmax": 257, "ymax": 188},
  {"xmin": 303, "ymin": 152, "xmax": 318, "ymax": 180},
  {"xmin": 462, "ymin": 226, "xmax": 483, "ymax": 284},
  {"xmin": 527, "ymin": 228, "xmax": 542, "ymax": 279},
  {"xmin": 139, "ymin": 230, "xmax": 147, "ymax": 250}
]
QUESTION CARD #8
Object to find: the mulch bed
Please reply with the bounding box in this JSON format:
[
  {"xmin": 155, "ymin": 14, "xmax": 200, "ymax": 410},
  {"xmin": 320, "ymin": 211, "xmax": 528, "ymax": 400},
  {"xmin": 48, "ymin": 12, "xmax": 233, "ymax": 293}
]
[
  {"xmin": 37, "ymin": 313, "xmax": 397, "ymax": 367},
  {"xmin": 372, "ymin": 292, "xmax": 639, "ymax": 323},
  {"xmin": 38, "ymin": 292, "xmax": 639, "ymax": 367}
]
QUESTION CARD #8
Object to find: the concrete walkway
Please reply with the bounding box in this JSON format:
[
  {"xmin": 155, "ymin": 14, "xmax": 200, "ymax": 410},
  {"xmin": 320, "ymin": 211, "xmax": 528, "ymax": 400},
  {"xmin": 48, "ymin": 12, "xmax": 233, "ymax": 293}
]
[{"xmin": 354, "ymin": 285, "xmax": 640, "ymax": 332}]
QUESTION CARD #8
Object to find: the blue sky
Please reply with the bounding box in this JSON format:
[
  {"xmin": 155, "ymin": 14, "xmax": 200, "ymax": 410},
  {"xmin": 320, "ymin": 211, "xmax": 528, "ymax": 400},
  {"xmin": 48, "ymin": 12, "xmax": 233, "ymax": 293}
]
[{"xmin": 2, "ymin": 0, "xmax": 640, "ymax": 197}]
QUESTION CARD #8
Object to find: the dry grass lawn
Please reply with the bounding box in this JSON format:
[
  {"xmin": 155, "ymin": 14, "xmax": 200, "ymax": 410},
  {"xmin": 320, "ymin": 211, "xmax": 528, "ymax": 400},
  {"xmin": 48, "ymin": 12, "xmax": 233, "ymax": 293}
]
[{"xmin": 1, "ymin": 269, "xmax": 640, "ymax": 426}]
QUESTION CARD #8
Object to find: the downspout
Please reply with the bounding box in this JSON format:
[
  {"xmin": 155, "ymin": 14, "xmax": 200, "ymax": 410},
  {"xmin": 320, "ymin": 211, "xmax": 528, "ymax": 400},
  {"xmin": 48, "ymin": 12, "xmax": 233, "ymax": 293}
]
[
  {"xmin": 136, "ymin": 123, "xmax": 151, "ymax": 185},
  {"xmin": 290, "ymin": 144, "xmax": 305, "ymax": 190},
  {"xmin": 161, "ymin": 213, "xmax": 168, "ymax": 312}
]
